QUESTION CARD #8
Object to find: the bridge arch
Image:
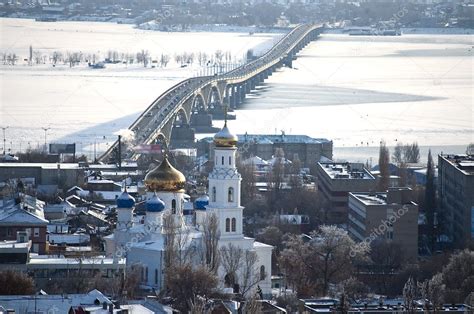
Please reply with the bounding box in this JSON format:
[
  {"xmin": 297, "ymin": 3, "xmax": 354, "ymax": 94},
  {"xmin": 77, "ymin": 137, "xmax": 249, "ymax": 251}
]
[
  {"xmin": 207, "ymin": 86, "xmax": 222, "ymax": 110},
  {"xmin": 192, "ymin": 93, "xmax": 206, "ymax": 113},
  {"xmin": 174, "ymin": 108, "xmax": 189, "ymax": 125}
]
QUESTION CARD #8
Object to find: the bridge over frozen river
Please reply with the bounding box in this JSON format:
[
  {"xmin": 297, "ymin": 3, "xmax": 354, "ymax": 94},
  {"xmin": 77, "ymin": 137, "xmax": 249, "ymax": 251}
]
[{"xmin": 99, "ymin": 24, "xmax": 323, "ymax": 162}]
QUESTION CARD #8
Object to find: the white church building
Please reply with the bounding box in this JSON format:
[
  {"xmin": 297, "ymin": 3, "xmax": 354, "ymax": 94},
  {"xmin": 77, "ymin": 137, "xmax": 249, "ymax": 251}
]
[{"xmin": 104, "ymin": 122, "xmax": 273, "ymax": 297}]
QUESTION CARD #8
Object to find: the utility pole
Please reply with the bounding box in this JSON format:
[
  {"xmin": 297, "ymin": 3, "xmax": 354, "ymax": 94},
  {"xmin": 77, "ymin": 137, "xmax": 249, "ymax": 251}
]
[
  {"xmin": 1, "ymin": 126, "xmax": 8, "ymax": 155},
  {"xmin": 42, "ymin": 127, "xmax": 50, "ymax": 154}
]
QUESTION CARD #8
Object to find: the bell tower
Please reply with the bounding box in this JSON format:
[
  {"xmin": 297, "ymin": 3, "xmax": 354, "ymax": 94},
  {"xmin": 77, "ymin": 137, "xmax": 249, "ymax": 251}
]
[{"xmin": 207, "ymin": 120, "xmax": 243, "ymax": 238}]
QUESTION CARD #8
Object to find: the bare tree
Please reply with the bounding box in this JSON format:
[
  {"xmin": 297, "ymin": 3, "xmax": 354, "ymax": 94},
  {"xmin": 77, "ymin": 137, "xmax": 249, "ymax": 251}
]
[
  {"xmin": 0, "ymin": 270, "xmax": 35, "ymax": 294},
  {"xmin": 241, "ymin": 292, "xmax": 263, "ymax": 314},
  {"xmin": 33, "ymin": 51, "xmax": 43, "ymax": 64},
  {"xmin": 393, "ymin": 143, "xmax": 404, "ymax": 164},
  {"xmin": 162, "ymin": 212, "xmax": 192, "ymax": 268},
  {"xmin": 403, "ymin": 276, "xmax": 418, "ymax": 313},
  {"xmin": 280, "ymin": 225, "xmax": 369, "ymax": 297},
  {"xmin": 219, "ymin": 243, "xmax": 263, "ymax": 297},
  {"xmin": 237, "ymin": 159, "xmax": 256, "ymax": 205},
  {"xmin": 137, "ymin": 50, "xmax": 149, "ymax": 67},
  {"xmin": 420, "ymin": 273, "xmax": 445, "ymax": 313},
  {"xmin": 203, "ymin": 212, "xmax": 220, "ymax": 272},
  {"xmin": 220, "ymin": 243, "xmax": 241, "ymax": 288},
  {"xmin": 214, "ymin": 50, "xmax": 224, "ymax": 65},
  {"xmin": 165, "ymin": 264, "xmax": 218, "ymax": 313},
  {"xmin": 7, "ymin": 53, "xmax": 18, "ymax": 65},
  {"xmin": 52, "ymin": 51, "xmax": 62, "ymax": 65},
  {"xmin": 466, "ymin": 143, "xmax": 474, "ymax": 155},
  {"xmin": 240, "ymin": 250, "xmax": 262, "ymax": 297},
  {"xmin": 160, "ymin": 53, "xmax": 170, "ymax": 67}
]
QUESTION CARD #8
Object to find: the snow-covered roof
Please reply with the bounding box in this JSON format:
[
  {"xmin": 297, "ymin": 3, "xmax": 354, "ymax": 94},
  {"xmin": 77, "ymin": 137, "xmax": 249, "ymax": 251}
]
[
  {"xmin": 253, "ymin": 241, "xmax": 273, "ymax": 249},
  {"xmin": 0, "ymin": 289, "xmax": 111, "ymax": 314},
  {"xmin": 0, "ymin": 208, "xmax": 48, "ymax": 226},
  {"xmin": 242, "ymin": 156, "xmax": 269, "ymax": 166}
]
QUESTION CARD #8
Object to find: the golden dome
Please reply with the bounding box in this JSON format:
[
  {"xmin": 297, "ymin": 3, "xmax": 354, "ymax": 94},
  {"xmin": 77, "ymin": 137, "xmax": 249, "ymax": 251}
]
[
  {"xmin": 213, "ymin": 122, "xmax": 238, "ymax": 148},
  {"xmin": 144, "ymin": 156, "xmax": 186, "ymax": 192}
]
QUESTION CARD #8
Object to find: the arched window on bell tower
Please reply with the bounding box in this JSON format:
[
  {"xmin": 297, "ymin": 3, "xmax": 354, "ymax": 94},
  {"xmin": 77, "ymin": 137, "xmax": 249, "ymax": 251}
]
[
  {"xmin": 225, "ymin": 218, "xmax": 230, "ymax": 232},
  {"xmin": 228, "ymin": 187, "xmax": 234, "ymax": 203},
  {"xmin": 260, "ymin": 265, "xmax": 266, "ymax": 280},
  {"xmin": 212, "ymin": 187, "xmax": 216, "ymax": 202},
  {"xmin": 231, "ymin": 217, "xmax": 236, "ymax": 232},
  {"xmin": 171, "ymin": 199, "xmax": 176, "ymax": 214}
]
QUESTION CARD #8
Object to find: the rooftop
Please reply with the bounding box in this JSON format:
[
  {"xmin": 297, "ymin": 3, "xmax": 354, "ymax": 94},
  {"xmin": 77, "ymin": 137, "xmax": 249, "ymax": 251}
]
[
  {"xmin": 0, "ymin": 240, "xmax": 30, "ymax": 250},
  {"xmin": 440, "ymin": 154, "xmax": 474, "ymax": 175},
  {"xmin": 350, "ymin": 188, "xmax": 416, "ymax": 206},
  {"xmin": 28, "ymin": 256, "xmax": 125, "ymax": 266},
  {"xmin": 318, "ymin": 162, "xmax": 375, "ymax": 180},
  {"xmin": 350, "ymin": 192, "xmax": 389, "ymax": 205}
]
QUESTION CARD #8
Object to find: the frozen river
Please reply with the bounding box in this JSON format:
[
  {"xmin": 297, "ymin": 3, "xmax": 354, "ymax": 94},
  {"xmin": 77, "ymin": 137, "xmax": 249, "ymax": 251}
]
[
  {"xmin": 1, "ymin": 19, "xmax": 472, "ymax": 162},
  {"xmin": 225, "ymin": 33, "xmax": 473, "ymax": 162},
  {"xmin": 0, "ymin": 18, "xmax": 282, "ymax": 156}
]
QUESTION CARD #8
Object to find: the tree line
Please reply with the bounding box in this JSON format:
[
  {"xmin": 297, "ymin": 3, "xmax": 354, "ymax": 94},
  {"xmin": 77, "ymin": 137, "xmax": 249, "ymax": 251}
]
[{"xmin": 1, "ymin": 45, "xmax": 238, "ymax": 69}]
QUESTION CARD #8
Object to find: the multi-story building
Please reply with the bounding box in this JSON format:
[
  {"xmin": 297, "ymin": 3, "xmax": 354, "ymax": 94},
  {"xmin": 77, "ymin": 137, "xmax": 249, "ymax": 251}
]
[
  {"xmin": 348, "ymin": 187, "xmax": 419, "ymax": 261},
  {"xmin": 0, "ymin": 199, "xmax": 49, "ymax": 254},
  {"xmin": 199, "ymin": 133, "xmax": 333, "ymax": 168},
  {"xmin": 438, "ymin": 154, "xmax": 474, "ymax": 248},
  {"xmin": 316, "ymin": 162, "xmax": 376, "ymax": 224}
]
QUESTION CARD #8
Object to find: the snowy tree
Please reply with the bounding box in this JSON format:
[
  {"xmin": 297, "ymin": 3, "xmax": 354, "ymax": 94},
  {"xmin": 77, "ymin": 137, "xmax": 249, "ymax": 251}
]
[{"xmin": 403, "ymin": 276, "xmax": 418, "ymax": 313}]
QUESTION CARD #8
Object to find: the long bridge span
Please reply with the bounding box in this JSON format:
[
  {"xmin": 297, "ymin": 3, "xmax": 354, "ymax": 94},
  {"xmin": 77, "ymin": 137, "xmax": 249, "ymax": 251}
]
[{"xmin": 99, "ymin": 23, "xmax": 323, "ymax": 162}]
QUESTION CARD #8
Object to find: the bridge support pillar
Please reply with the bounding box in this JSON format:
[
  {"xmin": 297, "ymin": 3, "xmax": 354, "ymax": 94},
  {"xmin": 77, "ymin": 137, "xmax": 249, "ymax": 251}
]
[
  {"xmin": 224, "ymin": 86, "xmax": 231, "ymax": 107},
  {"xmin": 232, "ymin": 85, "xmax": 239, "ymax": 108},
  {"xmin": 245, "ymin": 82, "xmax": 251, "ymax": 93},
  {"xmin": 239, "ymin": 84, "xmax": 246, "ymax": 103}
]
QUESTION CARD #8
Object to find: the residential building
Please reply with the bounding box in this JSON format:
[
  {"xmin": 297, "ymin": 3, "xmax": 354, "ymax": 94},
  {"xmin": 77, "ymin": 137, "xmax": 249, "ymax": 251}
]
[
  {"xmin": 348, "ymin": 187, "xmax": 419, "ymax": 261},
  {"xmin": 438, "ymin": 154, "xmax": 474, "ymax": 248},
  {"xmin": 0, "ymin": 203, "xmax": 48, "ymax": 254},
  {"xmin": 316, "ymin": 162, "xmax": 376, "ymax": 224}
]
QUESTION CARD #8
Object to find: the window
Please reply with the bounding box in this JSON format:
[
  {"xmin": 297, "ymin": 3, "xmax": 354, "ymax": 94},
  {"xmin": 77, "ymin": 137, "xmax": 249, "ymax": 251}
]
[
  {"xmin": 222, "ymin": 156, "xmax": 224, "ymax": 165},
  {"xmin": 145, "ymin": 267, "xmax": 148, "ymax": 282},
  {"xmin": 231, "ymin": 218, "xmax": 236, "ymax": 232},
  {"xmin": 229, "ymin": 156, "xmax": 231, "ymax": 165},
  {"xmin": 260, "ymin": 265, "xmax": 266, "ymax": 280},
  {"xmin": 212, "ymin": 187, "xmax": 216, "ymax": 202},
  {"xmin": 171, "ymin": 199, "xmax": 176, "ymax": 214},
  {"xmin": 225, "ymin": 218, "xmax": 230, "ymax": 232},
  {"xmin": 34, "ymin": 228, "xmax": 39, "ymax": 237},
  {"xmin": 228, "ymin": 187, "xmax": 234, "ymax": 202},
  {"xmin": 155, "ymin": 269, "xmax": 159, "ymax": 285}
]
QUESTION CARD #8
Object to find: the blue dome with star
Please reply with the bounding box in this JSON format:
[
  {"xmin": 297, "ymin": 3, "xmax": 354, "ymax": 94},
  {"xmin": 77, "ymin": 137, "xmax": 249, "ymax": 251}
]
[
  {"xmin": 195, "ymin": 194, "xmax": 209, "ymax": 210},
  {"xmin": 147, "ymin": 193, "xmax": 165, "ymax": 212},
  {"xmin": 116, "ymin": 191, "xmax": 135, "ymax": 208}
]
